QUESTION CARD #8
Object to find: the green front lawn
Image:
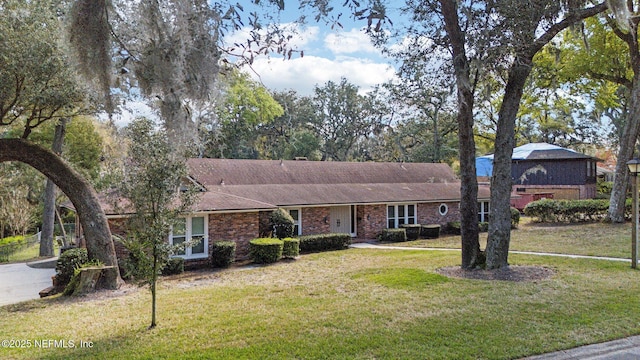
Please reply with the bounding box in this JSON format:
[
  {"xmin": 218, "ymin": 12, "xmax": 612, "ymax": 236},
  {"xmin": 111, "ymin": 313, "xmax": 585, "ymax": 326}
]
[
  {"xmin": 2, "ymin": 246, "xmax": 640, "ymax": 359},
  {"xmin": 401, "ymin": 218, "xmax": 632, "ymax": 259}
]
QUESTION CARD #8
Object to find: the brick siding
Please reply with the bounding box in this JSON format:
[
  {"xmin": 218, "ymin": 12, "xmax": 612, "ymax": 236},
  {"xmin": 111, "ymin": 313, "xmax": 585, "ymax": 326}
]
[
  {"xmin": 300, "ymin": 207, "xmax": 331, "ymax": 235},
  {"xmin": 107, "ymin": 202, "xmax": 464, "ymax": 269},
  {"xmin": 209, "ymin": 212, "xmax": 260, "ymax": 260}
]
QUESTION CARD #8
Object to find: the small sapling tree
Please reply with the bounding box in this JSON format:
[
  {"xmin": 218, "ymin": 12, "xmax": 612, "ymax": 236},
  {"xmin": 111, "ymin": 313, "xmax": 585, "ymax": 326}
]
[{"xmin": 117, "ymin": 118, "xmax": 198, "ymax": 329}]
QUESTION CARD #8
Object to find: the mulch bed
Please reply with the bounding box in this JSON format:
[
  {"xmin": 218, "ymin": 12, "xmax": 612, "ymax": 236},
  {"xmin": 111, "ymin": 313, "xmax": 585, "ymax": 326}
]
[{"xmin": 437, "ymin": 265, "xmax": 555, "ymax": 282}]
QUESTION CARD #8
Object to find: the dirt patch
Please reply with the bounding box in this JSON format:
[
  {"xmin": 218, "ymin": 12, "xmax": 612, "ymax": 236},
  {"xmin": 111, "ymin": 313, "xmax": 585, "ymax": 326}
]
[{"xmin": 437, "ymin": 265, "xmax": 555, "ymax": 282}]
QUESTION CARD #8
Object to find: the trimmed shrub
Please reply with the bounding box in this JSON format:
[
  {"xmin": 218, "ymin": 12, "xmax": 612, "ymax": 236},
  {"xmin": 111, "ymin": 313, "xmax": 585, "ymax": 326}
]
[
  {"xmin": 270, "ymin": 208, "xmax": 295, "ymax": 239},
  {"xmin": 446, "ymin": 221, "xmax": 461, "ymax": 235},
  {"xmin": 510, "ymin": 207, "xmax": 521, "ymax": 228},
  {"xmin": 524, "ymin": 198, "xmax": 611, "ymax": 223},
  {"xmin": 250, "ymin": 238, "xmax": 284, "ymax": 264},
  {"xmin": 211, "ymin": 241, "xmax": 236, "ymax": 268},
  {"xmin": 380, "ymin": 228, "xmax": 407, "ymax": 243},
  {"xmin": 298, "ymin": 233, "xmax": 352, "ymax": 253},
  {"xmin": 55, "ymin": 247, "xmax": 88, "ymax": 287},
  {"xmin": 162, "ymin": 257, "xmax": 184, "ymax": 275},
  {"xmin": 400, "ymin": 224, "xmax": 421, "ymax": 240},
  {"xmin": 282, "ymin": 238, "xmax": 300, "ymax": 259},
  {"xmin": 421, "ymin": 224, "xmax": 441, "ymax": 239},
  {"xmin": 446, "ymin": 221, "xmax": 489, "ymax": 234}
]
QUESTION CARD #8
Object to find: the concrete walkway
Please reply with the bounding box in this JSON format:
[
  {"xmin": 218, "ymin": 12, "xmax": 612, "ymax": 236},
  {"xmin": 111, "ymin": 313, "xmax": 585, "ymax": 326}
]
[
  {"xmin": 350, "ymin": 243, "xmax": 631, "ymax": 263},
  {"xmin": 350, "ymin": 242, "xmax": 639, "ymax": 359},
  {"xmin": 0, "ymin": 258, "xmax": 56, "ymax": 306}
]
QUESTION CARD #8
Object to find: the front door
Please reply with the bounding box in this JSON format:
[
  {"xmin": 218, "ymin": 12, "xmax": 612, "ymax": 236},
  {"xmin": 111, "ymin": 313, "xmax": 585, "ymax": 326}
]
[{"xmin": 330, "ymin": 205, "xmax": 356, "ymax": 236}]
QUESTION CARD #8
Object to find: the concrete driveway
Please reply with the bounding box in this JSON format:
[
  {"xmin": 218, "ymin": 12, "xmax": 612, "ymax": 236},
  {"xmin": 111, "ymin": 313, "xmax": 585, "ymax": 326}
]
[{"xmin": 0, "ymin": 259, "xmax": 56, "ymax": 306}]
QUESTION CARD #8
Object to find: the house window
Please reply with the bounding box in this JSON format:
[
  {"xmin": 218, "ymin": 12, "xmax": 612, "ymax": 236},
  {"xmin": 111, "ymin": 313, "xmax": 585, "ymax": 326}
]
[
  {"xmin": 478, "ymin": 202, "xmax": 490, "ymax": 222},
  {"xmin": 438, "ymin": 204, "xmax": 448, "ymax": 216},
  {"xmin": 387, "ymin": 204, "xmax": 416, "ymax": 228},
  {"xmin": 170, "ymin": 215, "xmax": 208, "ymax": 259},
  {"xmin": 287, "ymin": 208, "xmax": 302, "ymax": 236}
]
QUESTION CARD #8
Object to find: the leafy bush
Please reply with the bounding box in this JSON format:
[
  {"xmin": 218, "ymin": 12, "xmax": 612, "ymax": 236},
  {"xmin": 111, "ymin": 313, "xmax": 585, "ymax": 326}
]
[
  {"xmin": 421, "ymin": 224, "xmax": 441, "ymax": 239},
  {"xmin": 162, "ymin": 257, "xmax": 184, "ymax": 275},
  {"xmin": 298, "ymin": 233, "xmax": 352, "ymax": 253},
  {"xmin": 510, "ymin": 207, "xmax": 520, "ymax": 228},
  {"xmin": 0, "ymin": 235, "xmax": 27, "ymax": 262},
  {"xmin": 379, "ymin": 229, "xmax": 407, "ymax": 242},
  {"xmin": 597, "ymin": 180, "xmax": 613, "ymax": 195},
  {"xmin": 0, "ymin": 235, "xmax": 25, "ymax": 246},
  {"xmin": 211, "ymin": 241, "xmax": 236, "ymax": 268},
  {"xmin": 250, "ymin": 238, "xmax": 283, "ymax": 264},
  {"xmin": 55, "ymin": 247, "xmax": 88, "ymax": 287},
  {"xmin": 282, "ymin": 238, "xmax": 300, "ymax": 259},
  {"xmin": 447, "ymin": 222, "xmax": 489, "ymax": 234},
  {"xmin": 446, "ymin": 221, "xmax": 461, "ymax": 235},
  {"xmin": 270, "ymin": 208, "xmax": 295, "ymax": 239},
  {"xmin": 400, "ymin": 224, "xmax": 421, "ymax": 240},
  {"xmin": 524, "ymin": 198, "xmax": 612, "ymax": 223}
]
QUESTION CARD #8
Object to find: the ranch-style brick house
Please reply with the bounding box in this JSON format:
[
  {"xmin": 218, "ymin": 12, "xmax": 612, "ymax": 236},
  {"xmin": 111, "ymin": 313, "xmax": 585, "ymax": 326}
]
[{"xmin": 103, "ymin": 159, "xmax": 491, "ymax": 265}]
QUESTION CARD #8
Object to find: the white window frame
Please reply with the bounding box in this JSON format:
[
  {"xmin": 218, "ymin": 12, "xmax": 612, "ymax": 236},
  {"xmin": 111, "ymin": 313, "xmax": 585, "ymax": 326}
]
[
  {"xmin": 387, "ymin": 204, "xmax": 417, "ymax": 228},
  {"xmin": 478, "ymin": 202, "xmax": 490, "ymax": 223},
  {"xmin": 438, "ymin": 203, "xmax": 449, "ymax": 216},
  {"xmin": 170, "ymin": 214, "xmax": 209, "ymax": 260},
  {"xmin": 286, "ymin": 208, "xmax": 302, "ymax": 236}
]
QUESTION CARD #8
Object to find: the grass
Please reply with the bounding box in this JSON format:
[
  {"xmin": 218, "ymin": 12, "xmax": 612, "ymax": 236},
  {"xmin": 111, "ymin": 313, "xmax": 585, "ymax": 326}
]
[
  {"xmin": 399, "ymin": 217, "xmax": 632, "ymax": 258},
  {"xmin": 1, "ymin": 221, "xmax": 640, "ymax": 359}
]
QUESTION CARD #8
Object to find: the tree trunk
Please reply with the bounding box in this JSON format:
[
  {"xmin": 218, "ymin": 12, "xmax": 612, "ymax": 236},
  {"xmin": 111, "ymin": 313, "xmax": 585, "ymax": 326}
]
[
  {"xmin": 440, "ymin": 0, "xmax": 480, "ymax": 269},
  {"xmin": 608, "ymin": 79, "xmax": 640, "ymax": 223},
  {"xmin": 485, "ymin": 61, "xmax": 533, "ymax": 269},
  {"xmin": 40, "ymin": 179, "xmax": 57, "ymax": 256},
  {"xmin": 40, "ymin": 119, "xmax": 68, "ymax": 257},
  {"xmin": 0, "ymin": 138, "xmax": 122, "ymax": 289},
  {"xmin": 150, "ymin": 251, "xmax": 158, "ymax": 329}
]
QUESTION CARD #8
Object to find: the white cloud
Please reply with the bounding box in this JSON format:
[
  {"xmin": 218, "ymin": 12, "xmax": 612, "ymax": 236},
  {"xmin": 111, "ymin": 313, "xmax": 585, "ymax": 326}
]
[
  {"xmin": 223, "ymin": 23, "xmax": 320, "ymax": 58},
  {"xmin": 324, "ymin": 28, "xmax": 379, "ymax": 54},
  {"xmin": 245, "ymin": 55, "xmax": 396, "ymax": 96}
]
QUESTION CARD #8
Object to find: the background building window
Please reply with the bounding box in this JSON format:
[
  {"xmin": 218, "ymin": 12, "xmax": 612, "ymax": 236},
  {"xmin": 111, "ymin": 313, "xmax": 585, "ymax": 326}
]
[
  {"xmin": 170, "ymin": 215, "xmax": 208, "ymax": 259},
  {"xmin": 287, "ymin": 208, "xmax": 302, "ymax": 235},
  {"xmin": 478, "ymin": 202, "xmax": 490, "ymax": 222},
  {"xmin": 438, "ymin": 204, "xmax": 449, "ymax": 216},
  {"xmin": 387, "ymin": 204, "xmax": 416, "ymax": 228}
]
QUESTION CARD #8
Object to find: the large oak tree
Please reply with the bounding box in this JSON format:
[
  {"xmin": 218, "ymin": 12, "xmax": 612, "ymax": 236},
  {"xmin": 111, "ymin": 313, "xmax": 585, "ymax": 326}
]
[{"xmin": 0, "ymin": 0, "xmax": 121, "ymax": 286}]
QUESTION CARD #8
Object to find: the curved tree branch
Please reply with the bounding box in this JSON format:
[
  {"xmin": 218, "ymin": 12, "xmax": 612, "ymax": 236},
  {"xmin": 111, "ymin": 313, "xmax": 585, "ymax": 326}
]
[{"xmin": 0, "ymin": 138, "xmax": 121, "ymax": 288}]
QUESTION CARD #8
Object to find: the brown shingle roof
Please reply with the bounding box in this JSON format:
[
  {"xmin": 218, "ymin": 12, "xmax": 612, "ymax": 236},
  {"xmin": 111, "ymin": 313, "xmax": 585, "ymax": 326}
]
[
  {"xmin": 187, "ymin": 159, "xmax": 459, "ymax": 186},
  {"xmin": 93, "ymin": 159, "xmax": 489, "ymax": 215},
  {"xmin": 183, "ymin": 159, "xmax": 490, "ymax": 212}
]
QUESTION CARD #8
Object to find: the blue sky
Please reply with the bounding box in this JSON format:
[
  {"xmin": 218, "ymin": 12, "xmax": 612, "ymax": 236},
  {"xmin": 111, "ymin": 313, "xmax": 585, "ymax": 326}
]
[
  {"xmin": 111, "ymin": 3, "xmax": 403, "ymax": 126},
  {"xmin": 226, "ymin": 3, "xmax": 401, "ymax": 96}
]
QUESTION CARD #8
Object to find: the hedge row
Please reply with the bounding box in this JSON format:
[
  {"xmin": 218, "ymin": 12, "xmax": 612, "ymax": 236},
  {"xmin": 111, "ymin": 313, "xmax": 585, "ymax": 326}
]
[
  {"xmin": 447, "ymin": 221, "xmax": 489, "ymax": 235},
  {"xmin": 379, "ymin": 228, "xmax": 406, "ymax": 242},
  {"xmin": 523, "ymin": 198, "xmax": 626, "ymax": 223},
  {"xmin": 298, "ymin": 233, "xmax": 352, "ymax": 253},
  {"xmin": 249, "ymin": 238, "xmax": 300, "ymax": 264}
]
